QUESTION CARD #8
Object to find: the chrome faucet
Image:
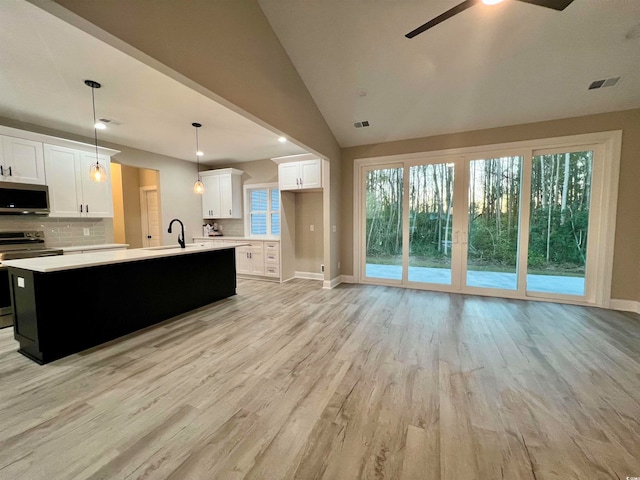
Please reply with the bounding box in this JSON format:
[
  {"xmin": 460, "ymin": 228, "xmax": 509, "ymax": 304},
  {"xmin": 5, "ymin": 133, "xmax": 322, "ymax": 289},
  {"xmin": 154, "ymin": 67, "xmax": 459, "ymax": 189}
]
[{"xmin": 168, "ymin": 219, "xmax": 185, "ymax": 248}]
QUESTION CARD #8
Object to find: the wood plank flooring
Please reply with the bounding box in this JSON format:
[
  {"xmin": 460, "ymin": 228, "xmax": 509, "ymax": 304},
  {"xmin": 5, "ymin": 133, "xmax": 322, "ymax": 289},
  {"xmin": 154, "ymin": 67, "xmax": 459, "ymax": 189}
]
[{"xmin": 0, "ymin": 279, "xmax": 639, "ymax": 479}]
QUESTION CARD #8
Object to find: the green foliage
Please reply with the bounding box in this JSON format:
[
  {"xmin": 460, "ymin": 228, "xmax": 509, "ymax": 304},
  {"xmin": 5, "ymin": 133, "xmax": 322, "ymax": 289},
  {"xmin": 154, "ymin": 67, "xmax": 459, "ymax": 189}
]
[{"xmin": 364, "ymin": 152, "xmax": 592, "ymax": 276}]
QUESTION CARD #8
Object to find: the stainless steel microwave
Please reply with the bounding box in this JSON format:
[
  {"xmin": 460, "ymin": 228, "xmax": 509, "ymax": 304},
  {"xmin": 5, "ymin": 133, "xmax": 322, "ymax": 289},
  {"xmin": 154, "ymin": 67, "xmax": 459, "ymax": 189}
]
[{"xmin": 0, "ymin": 181, "xmax": 50, "ymax": 215}]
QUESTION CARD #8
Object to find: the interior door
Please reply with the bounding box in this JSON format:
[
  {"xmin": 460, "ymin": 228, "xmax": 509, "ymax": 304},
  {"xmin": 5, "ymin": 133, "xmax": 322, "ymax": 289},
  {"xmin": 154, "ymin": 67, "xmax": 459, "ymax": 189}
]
[{"xmin": 140, "ymin": 187, "xmax": 161, "ymax": 247}]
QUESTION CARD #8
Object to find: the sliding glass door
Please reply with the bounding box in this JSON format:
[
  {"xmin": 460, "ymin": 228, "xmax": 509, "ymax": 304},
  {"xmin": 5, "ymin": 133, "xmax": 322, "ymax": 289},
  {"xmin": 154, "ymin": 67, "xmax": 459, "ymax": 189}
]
[
  {"xmin": 465, "ymin": 156, "xmax": 522, "ymax": 291},
  {"xmin": 359, "ymin": 142, "xmax": 605, "ymax": 304},
  {"xmin": 526, "ymin": 148, "xmax": 594, "ymax": 297},
  {"xmin": 364, "ymin": 165, "xmax": 404, "ymax": 282},
  {"xmin": 408, "ymin": 163, "xmax": 455, "ymax": 286}
]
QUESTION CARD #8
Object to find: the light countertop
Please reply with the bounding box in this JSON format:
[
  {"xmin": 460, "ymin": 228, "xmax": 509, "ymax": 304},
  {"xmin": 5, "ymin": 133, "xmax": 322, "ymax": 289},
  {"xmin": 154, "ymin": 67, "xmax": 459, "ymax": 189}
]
[
  {"xmin": 192, "ymin": 236, "xmax": 280, "ymax": 242},
  {"xmin": 3, "ymin": 242, "xmax": 246, "ymax": 273},
  {"xmin": 61, "ymin": 244, "xmax": 129, "ymax": 253}
]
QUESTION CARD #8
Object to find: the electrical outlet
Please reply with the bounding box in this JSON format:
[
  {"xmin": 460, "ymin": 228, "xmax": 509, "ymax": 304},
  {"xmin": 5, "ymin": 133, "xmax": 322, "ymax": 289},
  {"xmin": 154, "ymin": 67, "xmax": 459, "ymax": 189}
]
[
  {"xmin": 83, "ymin": 228, "xmax": 90, "ymax": 236},
  {"xmin": 332, "ymin": 225, "xmax": 337, "ymax": 233},
  {"xmin": 338, "ymin": 261, "xmax": 341, "ymax": 269},
  {"xmin": 321, "ymin": 264, "xmax": 325, "ymax": 273},
  {"xmin": 310, "ymin": 224, "xmax": 314, "ymax": 232}
]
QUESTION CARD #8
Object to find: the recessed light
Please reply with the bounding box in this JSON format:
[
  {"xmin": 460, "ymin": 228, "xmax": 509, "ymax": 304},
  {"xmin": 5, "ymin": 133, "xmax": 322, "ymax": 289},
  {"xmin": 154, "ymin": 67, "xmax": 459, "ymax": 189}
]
[
  {"xmin": 278, "ymin": 136, "xmax": 287, "ymax": 143},
  {"xmin": 196, "ymin": 151, "xmax": 204, "ymax": 157},
  {"xmin": 482, "ymin": 0, "xmax": 504, "ymax": 4},
  {"xmin": 94, "ymin": 122, "xmax": 106, "ymax": 130}
]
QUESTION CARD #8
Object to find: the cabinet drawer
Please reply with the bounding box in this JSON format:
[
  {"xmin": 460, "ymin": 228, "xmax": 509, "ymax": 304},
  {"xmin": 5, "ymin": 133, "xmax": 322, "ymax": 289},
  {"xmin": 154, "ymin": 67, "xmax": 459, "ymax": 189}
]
[
  {"xmin": 264, "ymin": 241, "xmax": 279, "ymax": 250},
  {"xmin": 264, "ymin": 264, "xmax": 280, "ymax": 277},
  {"xmin": 265, "ymin": 251, "xmax": 279, "ymax": 263}
]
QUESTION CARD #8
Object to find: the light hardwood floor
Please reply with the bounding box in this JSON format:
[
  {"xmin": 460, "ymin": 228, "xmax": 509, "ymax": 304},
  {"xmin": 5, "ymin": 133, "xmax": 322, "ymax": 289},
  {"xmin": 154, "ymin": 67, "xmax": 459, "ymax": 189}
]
[{"xmin": 0, "ymin": 279, "xmax": 639, "ymax": 480}]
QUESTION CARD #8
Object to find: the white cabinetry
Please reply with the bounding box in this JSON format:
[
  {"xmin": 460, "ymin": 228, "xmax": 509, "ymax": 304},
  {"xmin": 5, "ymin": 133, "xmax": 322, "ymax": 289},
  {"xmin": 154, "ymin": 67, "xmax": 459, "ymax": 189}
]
[
  {"xmin": 236, "ymin": 242, "xmax": 265, "ymax": 276},
  {"xmin": 0, "ymin": 135, "xmax": 45, "ymax": 184},
  {"xmin": 273, "ymin": 154, "xmax": 322, "ymax": 191},
  {"xmin": 43, "ymin": 144, "xmax": 114, "ymax": 218},
  {"xmin": 193, "ymin": 237, "xmax": 280, "ymax": 280},
  {"xmin": 201, "ymin": 168, "xmax": 243, "ymax": 219}
]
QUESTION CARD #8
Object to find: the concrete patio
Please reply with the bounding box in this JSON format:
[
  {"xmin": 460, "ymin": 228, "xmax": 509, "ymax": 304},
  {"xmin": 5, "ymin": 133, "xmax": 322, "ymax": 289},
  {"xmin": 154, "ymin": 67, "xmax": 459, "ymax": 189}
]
[{"xmin": 365, "ymin": 264, "xmax": 585, "ymax": 296}]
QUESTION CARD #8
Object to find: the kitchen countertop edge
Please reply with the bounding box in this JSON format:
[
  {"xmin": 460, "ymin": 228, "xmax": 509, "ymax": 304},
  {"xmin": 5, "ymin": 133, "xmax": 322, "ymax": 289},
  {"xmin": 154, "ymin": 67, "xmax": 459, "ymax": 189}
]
[{"xmin": 4, "ymin": 243, "xmax": 248, "ymax": 273}]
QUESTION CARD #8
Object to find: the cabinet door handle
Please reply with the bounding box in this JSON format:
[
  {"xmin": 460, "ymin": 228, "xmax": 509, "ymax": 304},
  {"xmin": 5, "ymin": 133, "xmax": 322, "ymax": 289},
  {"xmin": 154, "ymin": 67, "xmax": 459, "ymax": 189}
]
[
  {"xmin": 296, "ymin": 178, "xmax": 299, "ymax": 186},
  {"xmin": 80, "ymin": 204, "xmax": 83, "ymax": 213},
  {"xmin": 86, "ymin": 204, "xmax": 89, "ymax": 213},
  {"xmin": 8, "ymin": 166, "xmax": 11, "ymax": 176},
  {"xmin": 229, "ymin": 209, "xmax": 232, "ymax": 216},
  {"xmin": 147, "ymin": 235, "xmax": 152, "ymax": 239},
  {"xmin": 0, "ymin": 166, "xmax": 3, "ymax": 176}
]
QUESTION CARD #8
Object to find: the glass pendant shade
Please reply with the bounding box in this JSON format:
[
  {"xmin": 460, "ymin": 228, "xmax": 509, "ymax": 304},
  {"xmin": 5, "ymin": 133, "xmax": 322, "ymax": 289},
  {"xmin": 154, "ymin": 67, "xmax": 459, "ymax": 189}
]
[
  {"xmin": 192, "ymin": 122, "xmax": 204, "ymax": 194},
  {"xmin": 85, "ymin": 79, "xmax": 107, "ymax": 183},
  {"xmin": 90, "ymin": 162, "xmax": 107, "ymax": 183}
]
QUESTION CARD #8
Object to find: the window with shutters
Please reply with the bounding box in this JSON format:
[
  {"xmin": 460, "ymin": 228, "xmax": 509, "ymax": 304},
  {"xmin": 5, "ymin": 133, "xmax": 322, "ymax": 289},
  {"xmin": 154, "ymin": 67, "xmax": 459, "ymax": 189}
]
[{"xmin": 245, "ymin": 184, "xmax": 280, "ymax": 237}]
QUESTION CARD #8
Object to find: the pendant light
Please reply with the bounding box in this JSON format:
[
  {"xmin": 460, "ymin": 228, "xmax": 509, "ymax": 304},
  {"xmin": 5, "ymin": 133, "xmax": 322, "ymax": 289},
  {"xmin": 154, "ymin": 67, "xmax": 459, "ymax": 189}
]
[
  {"xmin": 85, "ymin": 79, "xmax": 107, "ymax": 183},
  {"xmin": 192, "ymin": 122, "xmax": 204, "ymax": 194}
]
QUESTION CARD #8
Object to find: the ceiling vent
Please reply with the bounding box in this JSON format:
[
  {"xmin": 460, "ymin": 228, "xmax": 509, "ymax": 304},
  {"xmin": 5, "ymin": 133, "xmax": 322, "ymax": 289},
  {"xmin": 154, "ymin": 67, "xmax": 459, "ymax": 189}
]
[
  {"xmin": 354, "ymin": 120, "xmax": 370, "ymax": 128},
  {"xmin": 588, "ymin": 77, "xmax": 620, "ymax": 90}
]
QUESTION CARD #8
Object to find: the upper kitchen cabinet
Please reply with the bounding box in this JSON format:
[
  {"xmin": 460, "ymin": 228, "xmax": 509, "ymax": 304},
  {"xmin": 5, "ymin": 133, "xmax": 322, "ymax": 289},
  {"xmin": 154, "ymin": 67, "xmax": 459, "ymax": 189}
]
[
  {"xmin": 43, "ymin": 144, "xmax": 116, "ymax": 218},
  {"xmin": 201, "ymin": 168, "xmax": 243, "ymax": 219},
  {"xmin": 272, "ymin": 153, "xmax": 322, "ymax": 191},
  {"xmin": 0, "ymin": 135, "xmax": 45, "ymax": 184}
]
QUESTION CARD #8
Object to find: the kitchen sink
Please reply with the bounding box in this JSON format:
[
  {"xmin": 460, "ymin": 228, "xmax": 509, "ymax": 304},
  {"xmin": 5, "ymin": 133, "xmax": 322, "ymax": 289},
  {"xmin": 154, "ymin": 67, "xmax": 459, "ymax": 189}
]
[{"xmin": 142, "ymin": 244, "xmax": 203, "ymax": 251}]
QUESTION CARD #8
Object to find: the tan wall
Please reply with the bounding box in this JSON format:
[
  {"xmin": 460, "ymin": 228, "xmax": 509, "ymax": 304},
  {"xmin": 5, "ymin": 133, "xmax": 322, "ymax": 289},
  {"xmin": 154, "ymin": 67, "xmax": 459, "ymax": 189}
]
[
  {"xmin": 138, "ymin": 168, "xmax": 158, "ymax": 188},
  {"xmin": 294, "ymin": 192, "xmax": 324, "ymax": 274},
  {"xmin": 121, "ymin": 164, "xmax": 143, "ymax": 249},
  {"xmin": 341, "ymin": 108, "xmax": 640, "ymax": 302},
  {"xmin": 110, "ymin": 163, "xmax": 126, "ymax": 244}
]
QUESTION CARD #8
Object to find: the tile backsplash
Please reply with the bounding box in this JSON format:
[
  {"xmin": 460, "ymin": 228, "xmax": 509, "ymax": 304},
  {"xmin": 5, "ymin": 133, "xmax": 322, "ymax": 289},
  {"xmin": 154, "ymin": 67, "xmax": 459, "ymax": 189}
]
[
  {"xmin": 0, "ymin": 216, "xmax": 112, "ymax": 247},
  {"xmin": 204, "ymin": 219, "xmax": 244, "ymax": 237}
]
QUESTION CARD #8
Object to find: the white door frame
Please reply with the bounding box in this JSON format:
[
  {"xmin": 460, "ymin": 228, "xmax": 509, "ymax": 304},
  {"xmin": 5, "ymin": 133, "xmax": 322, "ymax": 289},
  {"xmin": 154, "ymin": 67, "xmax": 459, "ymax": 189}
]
[{"xmin": 353, "ymin": 130, "xmax": 622, "ymax": 308}]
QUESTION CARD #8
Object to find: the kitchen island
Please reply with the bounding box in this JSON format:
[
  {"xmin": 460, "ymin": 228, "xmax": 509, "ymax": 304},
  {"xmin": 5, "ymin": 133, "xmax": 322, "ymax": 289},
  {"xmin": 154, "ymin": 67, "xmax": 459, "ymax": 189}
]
[{"xmin": 3, "ymin": 243, "xmax": 239, "ymax": 364}]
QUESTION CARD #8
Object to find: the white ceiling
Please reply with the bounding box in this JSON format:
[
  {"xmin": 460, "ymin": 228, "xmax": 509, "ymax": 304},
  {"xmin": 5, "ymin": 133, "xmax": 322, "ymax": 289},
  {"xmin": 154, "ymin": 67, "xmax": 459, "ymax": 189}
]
[
  {"xmin": 0, "ymin": 0, "xmax": 307, "ymax": 166},
  {"xmin": 259, "ymin": 0, "xmax": 640, "ymax": 147}
]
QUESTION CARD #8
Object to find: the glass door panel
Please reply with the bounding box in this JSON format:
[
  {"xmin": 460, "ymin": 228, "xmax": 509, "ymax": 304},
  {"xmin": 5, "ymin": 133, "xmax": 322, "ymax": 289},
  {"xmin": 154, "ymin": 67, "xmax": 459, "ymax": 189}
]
[
  {"xmin": 527, "ymin": 150, "xmax": 593, "ymax": 296},
  {"xmin": 466, "ymin": 156, "xmax": 522, "ymax": 290},
  {"xmin": 364, "ymin": 167, "xmax": 404, "ymax": 281},
  {"xmin": 408, "ymin": 163, "xmax": 454, "ymax": 285}
]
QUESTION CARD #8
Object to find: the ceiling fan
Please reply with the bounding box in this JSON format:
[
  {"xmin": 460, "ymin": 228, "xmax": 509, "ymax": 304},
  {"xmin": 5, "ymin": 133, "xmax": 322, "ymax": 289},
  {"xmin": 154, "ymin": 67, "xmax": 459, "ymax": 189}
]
[{"xmin": 405, "ymin": 0, "xmax": 575, "ymax": 38}]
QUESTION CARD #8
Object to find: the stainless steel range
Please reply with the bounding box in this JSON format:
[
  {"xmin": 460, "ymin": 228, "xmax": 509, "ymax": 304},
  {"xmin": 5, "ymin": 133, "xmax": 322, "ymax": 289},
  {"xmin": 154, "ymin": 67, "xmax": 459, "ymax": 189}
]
[{"xmin": 0, "ymin": 231, "xmax": 63, "ymax": 328}]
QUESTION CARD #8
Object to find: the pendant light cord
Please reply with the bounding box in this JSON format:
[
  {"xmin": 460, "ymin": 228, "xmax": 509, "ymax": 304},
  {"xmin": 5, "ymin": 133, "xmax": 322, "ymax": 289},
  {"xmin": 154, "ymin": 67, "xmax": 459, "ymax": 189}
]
[
  {"xmin": 195, "ymin": 124, "xmax": 200, "ymax": 179},
  {"xmin": 91, "ymin": 86, "xmax": 99, "ymax": 165}
]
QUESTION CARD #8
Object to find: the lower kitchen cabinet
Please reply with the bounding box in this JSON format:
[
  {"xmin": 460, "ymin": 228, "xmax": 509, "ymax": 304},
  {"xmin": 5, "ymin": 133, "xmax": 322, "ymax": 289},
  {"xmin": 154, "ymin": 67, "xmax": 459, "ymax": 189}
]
[{"xmin": 194, "ymin": 237, "xmax": 280, "ymax": 281}]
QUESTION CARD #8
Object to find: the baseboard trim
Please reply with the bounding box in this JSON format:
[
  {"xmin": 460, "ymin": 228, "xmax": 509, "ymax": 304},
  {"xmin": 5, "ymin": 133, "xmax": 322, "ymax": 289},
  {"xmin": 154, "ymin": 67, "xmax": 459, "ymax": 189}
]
[
  {"xmin": 340, "ymin": 275, "xmax": 355, "ymax": 284},
  {"xmin": 609, "ymin": 299, "xmax": 640, "ymax": 314},
  {"xmin": 294, "ymin": 271, "xmax": 324, "ymax": 281},
  {"xmin": 323, "ymin": 276, "xmax": 343, "ymax": 289}
]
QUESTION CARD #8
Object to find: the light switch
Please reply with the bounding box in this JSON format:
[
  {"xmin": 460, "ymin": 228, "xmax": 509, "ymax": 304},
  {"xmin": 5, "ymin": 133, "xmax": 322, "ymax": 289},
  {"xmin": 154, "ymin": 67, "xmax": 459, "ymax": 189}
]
[
  {"xmin": 332, "ymin": 225, "xmax": 337, "ymax": 233},
  {"xmin": 310, "ymin": 225, "xmax": 314, "ymax": 232},
  {"xmin": 83, "ymin": 228, "xmax": 90, "ymax": 236},
  {"xmin": 18, "ymin": 277, "xmax": 25, "ymax": 288}
]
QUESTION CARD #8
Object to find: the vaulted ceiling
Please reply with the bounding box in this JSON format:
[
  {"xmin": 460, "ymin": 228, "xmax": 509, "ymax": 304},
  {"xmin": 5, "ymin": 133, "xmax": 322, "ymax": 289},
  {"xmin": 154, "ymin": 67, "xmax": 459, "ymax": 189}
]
[{"xmin": 259, "ymin": 0, "xmax": 640, "ymax": 147}]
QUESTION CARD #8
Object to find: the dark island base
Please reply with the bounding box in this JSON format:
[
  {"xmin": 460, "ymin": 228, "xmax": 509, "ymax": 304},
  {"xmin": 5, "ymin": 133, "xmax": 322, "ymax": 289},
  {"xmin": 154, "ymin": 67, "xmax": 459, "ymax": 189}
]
[{"xmin": 9, "ymin": 248, "xmax": 236, "ymax": 364}]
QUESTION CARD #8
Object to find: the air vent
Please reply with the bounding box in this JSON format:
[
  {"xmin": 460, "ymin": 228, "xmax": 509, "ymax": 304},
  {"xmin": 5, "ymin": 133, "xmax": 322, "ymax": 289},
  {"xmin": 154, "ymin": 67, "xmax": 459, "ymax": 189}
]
[
  {"xmin": 354, "ymin": 120, "xmax": 371, "ymax": 128},
  {"xmin": 588, "ymin": 77, "xmax": 620, "ymax": 90}
]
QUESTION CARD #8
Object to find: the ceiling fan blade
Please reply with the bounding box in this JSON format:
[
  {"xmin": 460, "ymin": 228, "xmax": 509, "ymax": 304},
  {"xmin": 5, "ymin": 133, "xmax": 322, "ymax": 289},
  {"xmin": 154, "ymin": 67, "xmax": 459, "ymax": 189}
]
[
  {"xmin": 516, "ymin": 0, "xmax": 574, "ymax": 10},
  {"xmin": 406, "ymin": 0, "xmax": 480, "ymax": 38}
]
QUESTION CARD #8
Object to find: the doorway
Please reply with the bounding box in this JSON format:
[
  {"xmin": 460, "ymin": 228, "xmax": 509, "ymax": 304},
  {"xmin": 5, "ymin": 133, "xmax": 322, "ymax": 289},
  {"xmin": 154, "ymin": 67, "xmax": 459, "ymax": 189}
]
[
  {"xmin": 111, "ymin": 163, "xmax": 161, "ymax": 249},
  {"xmin": 355, "ymin": 132, "xmax": 620, "ymax": 307}
]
